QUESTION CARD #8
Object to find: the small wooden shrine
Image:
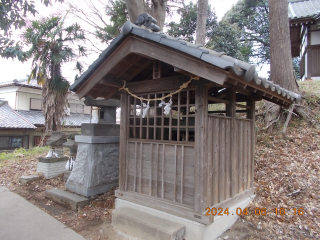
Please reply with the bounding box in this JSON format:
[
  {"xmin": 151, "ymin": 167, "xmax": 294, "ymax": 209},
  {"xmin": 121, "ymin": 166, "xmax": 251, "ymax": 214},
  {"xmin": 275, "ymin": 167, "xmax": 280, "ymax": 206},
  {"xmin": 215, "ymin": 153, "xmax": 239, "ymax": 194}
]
[{"xmin": 70, "ymin": 15, "xmax": 301, "ymax": 232}]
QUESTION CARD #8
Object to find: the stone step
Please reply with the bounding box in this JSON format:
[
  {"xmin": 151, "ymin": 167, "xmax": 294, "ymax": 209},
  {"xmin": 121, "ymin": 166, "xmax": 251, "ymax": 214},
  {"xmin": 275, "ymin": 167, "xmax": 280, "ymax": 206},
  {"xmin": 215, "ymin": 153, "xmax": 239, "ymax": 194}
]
[
  {"xmin": 112, "ymin": 207, "xmax": 185, "ymax": 240},
  {"xmin": 19, "ymin": 175, "xmax": 40, "ymax": 185},
  {"xmin": 45, "ymin": 189, "xmax": 89, "ymax": 211}
]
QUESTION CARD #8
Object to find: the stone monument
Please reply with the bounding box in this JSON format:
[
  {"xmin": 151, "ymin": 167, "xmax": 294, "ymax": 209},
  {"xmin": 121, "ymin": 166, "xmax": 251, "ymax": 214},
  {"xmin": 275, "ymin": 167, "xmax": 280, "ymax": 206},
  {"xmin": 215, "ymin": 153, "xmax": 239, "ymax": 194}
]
[
  {"xmin": 65, "ymin": 98, "xmax": 120, "ymax": 197},
  {"xmin": 37, "ymin": 132, "xmax": 68, "ymax": 179}
]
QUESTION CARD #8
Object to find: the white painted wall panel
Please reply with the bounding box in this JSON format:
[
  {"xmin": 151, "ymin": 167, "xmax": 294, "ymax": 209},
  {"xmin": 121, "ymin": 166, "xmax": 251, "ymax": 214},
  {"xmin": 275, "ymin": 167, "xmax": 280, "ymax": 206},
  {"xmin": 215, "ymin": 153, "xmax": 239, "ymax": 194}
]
[
  {"xmin": 16, "ymin": 92, "xmax": 41, "ymax": 110},
  {"xmin": 311, "ymin": 31, "xmax": 320, "ymax": 45}
]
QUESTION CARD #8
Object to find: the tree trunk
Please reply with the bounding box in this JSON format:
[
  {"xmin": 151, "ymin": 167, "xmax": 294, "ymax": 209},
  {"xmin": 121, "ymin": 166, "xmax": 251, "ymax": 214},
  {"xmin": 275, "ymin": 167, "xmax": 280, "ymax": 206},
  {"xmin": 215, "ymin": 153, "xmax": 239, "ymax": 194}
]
[
  {"xmin": 150, "ymin": 0, "xmax": 167, "ymax": 31},
  {"xmin": 195, "ymin": 0, "xmax": 208, "ymax": 45},
  {"xmin": 269, "ymin": 0, "xmax": 298, "ymax": 93},
  {"xmin": 125, "ymin": 0, "xmax": 147, "ymax": 25},
  {"xmin": 125, "ymin": 0, "xmax": 167, "ymax": 31},
  {"xmin": 266, "ymin": 0, "xmax": 300, "ymax": 131}
]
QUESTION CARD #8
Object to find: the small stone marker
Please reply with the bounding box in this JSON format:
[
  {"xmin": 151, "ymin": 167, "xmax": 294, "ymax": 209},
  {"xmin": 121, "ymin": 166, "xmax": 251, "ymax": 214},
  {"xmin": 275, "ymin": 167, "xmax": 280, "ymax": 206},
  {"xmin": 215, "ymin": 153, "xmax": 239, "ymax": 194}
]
[{"xmin": 19, "ymin": 175, "xmax": 40, "ymax": 185}]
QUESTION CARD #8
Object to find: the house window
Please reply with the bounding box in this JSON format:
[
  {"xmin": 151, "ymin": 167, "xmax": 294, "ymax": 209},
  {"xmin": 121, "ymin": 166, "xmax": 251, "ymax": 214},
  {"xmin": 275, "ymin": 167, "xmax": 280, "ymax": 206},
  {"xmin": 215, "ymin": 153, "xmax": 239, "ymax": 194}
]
[
  {"xmin": 30, "ymin": 98, "xmax": 42, "ymax": 110},
  {"xmin": 0, "ymin": 136, "xmax": 23, "ymax": 149},
  {"xmin": 128, "ymin": 89, "xmax": 196, "ymax": 142},
  {"xmin": 70, "ymin": 103, "xmax": 84, "ymax": 113},
  {"xmin": 100, "ymin": 110, "xmax": 104, "ymax": 119}
]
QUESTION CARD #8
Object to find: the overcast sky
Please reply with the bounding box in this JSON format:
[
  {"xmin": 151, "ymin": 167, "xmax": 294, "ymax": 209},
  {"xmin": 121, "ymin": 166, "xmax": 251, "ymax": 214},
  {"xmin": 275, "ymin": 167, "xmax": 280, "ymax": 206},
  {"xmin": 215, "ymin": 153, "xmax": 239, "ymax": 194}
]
[{"xmin": 0, "ymin": 0, "xmax": 243, "ymax": 84}]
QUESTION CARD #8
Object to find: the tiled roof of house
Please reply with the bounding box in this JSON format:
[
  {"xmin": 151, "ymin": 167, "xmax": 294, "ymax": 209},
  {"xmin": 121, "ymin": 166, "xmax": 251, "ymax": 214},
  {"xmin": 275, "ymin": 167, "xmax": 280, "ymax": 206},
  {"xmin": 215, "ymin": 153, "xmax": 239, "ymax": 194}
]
[
  {"xmin": 62, "ymin": 113, "xmax": 92, "ymax": 126},
  {"xmin": 14, "ymin": 110, "xmax": 44, "ymax": 125},
  {"xmin": 70, "ymin": 21, "xmax": 301, "ymax": 103},
  {"xmin": 0, "ymin": 101, "xmax": 36, "ymax": 129},
  {"xmin": 0, "ymin": 78, "xmax": 42, "ymax": 89},
  {"xmin": 15, "ymin": 110, "xmax": 91, "ymax": 127},
  {"xmin": 289, "ymin": 0, "xmax": 320, "ymax": 19}
]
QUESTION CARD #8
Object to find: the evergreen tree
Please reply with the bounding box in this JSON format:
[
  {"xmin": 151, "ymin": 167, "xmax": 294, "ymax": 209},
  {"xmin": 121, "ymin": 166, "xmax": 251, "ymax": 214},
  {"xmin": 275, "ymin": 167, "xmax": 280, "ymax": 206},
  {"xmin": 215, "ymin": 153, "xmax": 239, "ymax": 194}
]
[
  {"xmin": 23, "ymin": 15, "xmax": 86, "ymax": 132},
  {"xmin": 166, "ymin": 2, "xmax": 251, "ymax": 61},
  {"xmin": 0, "ymin": 0, "xmax": 64, "ymax": 60},
  {"xmin": 223, "ymin": 0, "xmax": 270, "ymax": 65}
]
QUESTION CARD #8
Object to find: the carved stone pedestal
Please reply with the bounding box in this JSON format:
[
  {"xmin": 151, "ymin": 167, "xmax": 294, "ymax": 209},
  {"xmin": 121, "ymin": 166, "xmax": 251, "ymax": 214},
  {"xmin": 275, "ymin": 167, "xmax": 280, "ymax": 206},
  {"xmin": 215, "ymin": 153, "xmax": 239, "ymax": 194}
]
[{"xmin": 65, "ymin": 123, "xmax": 119, "ymax": 197}]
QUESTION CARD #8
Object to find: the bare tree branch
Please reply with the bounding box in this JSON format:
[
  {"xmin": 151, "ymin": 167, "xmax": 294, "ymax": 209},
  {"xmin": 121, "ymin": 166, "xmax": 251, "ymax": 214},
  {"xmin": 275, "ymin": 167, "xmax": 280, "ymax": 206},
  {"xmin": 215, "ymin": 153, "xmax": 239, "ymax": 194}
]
[
  {"xmin": 263, "ymin": 114, "xmax": 280, "ymax": 130},
  {"xmin": 282, "ymin": 104, "xmax": 295, "ymax": 139}
]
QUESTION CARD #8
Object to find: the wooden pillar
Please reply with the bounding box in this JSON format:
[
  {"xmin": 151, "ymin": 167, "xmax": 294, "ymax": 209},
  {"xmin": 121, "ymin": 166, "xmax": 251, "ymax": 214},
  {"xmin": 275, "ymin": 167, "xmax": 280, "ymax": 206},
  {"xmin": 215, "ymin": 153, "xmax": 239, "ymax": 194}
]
[
  {"xmin": 247, "ymin": 95, "xmax": 255, "ymax": 119},
  {"xmin": 247, "ymin": 95, "xmax": 255, "ymax": 188},
  {"xmin": 194, "ymin": 84, "xmax": 208, "ymax": 213},
  {"xmin": 119, "ymin": 93, "xmax": 128, "ymax": 191},
  {"xmin": 226, "ymin": 85, "xmax": 238, "ymax": 197}
]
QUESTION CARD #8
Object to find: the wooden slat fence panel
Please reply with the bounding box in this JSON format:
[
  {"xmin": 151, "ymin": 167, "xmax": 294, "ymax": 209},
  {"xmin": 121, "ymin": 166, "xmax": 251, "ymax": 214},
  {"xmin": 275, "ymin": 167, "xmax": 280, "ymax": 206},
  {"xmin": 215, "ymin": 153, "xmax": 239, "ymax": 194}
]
[
  {"xmin": 126, "ymin": 141, "xmax": 195, "ymax": 208},
  {"xmin": 207, "ymin": 116, "xmax": 252, "ymax": 206},
  {"xmin": 236, "ymin": 119, "xmax": 252, "ymax": 194},
  {"xmin": 207, "ymin": 116, "xmax": 231, "ymax": 205}
]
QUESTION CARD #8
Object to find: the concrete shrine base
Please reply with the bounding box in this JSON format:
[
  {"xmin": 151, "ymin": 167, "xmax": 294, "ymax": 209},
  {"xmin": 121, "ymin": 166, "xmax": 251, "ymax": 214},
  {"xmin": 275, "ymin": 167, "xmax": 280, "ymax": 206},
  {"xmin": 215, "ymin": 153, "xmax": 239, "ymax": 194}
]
[
  {"xmin": 113, "ymin": 195, "xmax": 255, "ymax": 240},
  {"xmin": 37, "ymin": 157, "xmax": 68, "ymax": 179}
]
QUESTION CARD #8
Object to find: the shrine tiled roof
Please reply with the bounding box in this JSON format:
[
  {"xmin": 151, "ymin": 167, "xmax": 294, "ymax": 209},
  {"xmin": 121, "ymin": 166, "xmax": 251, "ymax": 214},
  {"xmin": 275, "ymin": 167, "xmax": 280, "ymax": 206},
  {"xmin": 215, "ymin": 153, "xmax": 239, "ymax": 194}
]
[{"xmin": 70, "ymin": 21, "xmax": 301, "ymax": 103}]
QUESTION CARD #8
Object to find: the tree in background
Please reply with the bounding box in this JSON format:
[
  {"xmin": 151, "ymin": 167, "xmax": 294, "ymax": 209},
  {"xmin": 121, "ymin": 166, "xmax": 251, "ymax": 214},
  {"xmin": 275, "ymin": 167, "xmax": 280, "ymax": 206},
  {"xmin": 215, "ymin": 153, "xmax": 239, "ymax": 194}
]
[
  {"xmin": 206, "ymin": 20, "xmax": 252, "ymax": 62},
  {"xmin": 69, "ymin": 0, "xmax": 184, "ymax": 44},
  {"xmin": 223, "ymin": 0, "xmax": 270, "ymax": 66},
  {"xmin": 125, "ymin": 0, "xmax": 167, "ymax": 31},
  {"xmin": 68, "ymin": 0, "xmax": 128, "ymax": 49},
  {"xmin": 0, "ymin": 0, "xmax": 64, "ymax": 60},
  {"xmin": 167, "ymin": 2, "xmax": 251, "ymax": 61},
  {"xmin": 167, "ymin": 2, "xmax": 214, "ymax": 43},
  {"xmin": 292, "ymin": 57, "xmax": 300, "ymax": 81},
  {"xmin": 23, "ymin": 15, "xmax": 86, "ymax": 132},
  {"xmin": 269, "ymin": 0, "xmax": 298, "ymax": 93},
  {"xmin": 223, "ymin": 0, "xmax": 300, "ymax": 78},
  {"xmin": 195, "ymin": 0, "xmax": 208, "ymax": 45},
  {"xmin": 265, "ymin": 0, "xmax": 303, "ymax": 134}
]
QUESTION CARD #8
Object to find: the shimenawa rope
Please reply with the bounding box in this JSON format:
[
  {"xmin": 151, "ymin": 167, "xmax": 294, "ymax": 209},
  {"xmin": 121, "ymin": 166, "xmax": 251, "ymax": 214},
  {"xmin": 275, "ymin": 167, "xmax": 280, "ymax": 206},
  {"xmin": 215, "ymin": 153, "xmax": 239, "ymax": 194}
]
[{"xmin": 119, "ymin": 76, "xmax": 200, "ymax": 101}]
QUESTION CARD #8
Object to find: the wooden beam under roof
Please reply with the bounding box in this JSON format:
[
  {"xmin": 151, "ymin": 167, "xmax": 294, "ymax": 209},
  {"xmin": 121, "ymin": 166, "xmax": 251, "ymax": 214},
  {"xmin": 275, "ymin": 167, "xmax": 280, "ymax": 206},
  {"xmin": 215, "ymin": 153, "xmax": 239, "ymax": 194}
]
[
  {"xmin": 99, "ymin": 78, "xmax": 124, "ymax": 88},
  {"xmin": 208, "ymin": 96, "xmax": 230, "ymax": 104},
  {"xmin": 131, "ymin": 36, "xmax": 228, "ymax": 85},
  {"xmin": 122, "ymin": 75, "xmax": 206, "ymax": 94}
]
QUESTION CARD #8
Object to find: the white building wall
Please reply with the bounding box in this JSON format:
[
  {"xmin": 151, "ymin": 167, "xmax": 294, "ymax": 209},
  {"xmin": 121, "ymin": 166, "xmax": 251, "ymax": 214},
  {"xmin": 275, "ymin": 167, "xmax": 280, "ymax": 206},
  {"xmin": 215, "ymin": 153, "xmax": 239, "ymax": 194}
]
[
  {"xmin": 0, "ymin": 86, "xmax": 19, "ymax": 109},
  {"xmin": 311, "ymin": 31, "xmax": 320, "ymax": 45},
  {"xmin": 16, "ymin": 91, "xmax": 42, "ymax": 110}
]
